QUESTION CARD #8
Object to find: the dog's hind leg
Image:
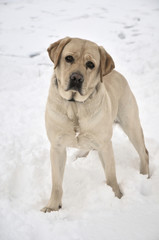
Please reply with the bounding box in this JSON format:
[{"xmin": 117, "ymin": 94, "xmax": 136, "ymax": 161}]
[
  {"xmin": 117, "ymin": 86, "xmax": 149, "ymax": 177},
  {"xmin": 98, "ymin": 141, "xmax": 123, "ymax": 198}
]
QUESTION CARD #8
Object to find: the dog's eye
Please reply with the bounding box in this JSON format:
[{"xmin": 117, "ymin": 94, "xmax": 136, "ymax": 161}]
[
  {"xmin": 86, "ymin": 61, "xmax": 95, "ymax": 69},
  {"xmin": 65, "ymin": 55, "xmax": 74, "ymax": 63}
]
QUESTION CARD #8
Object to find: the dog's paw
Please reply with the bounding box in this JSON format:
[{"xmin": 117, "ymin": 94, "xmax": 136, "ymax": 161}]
[
  {"xmin": 107, "ymin": 182, "xmax": 123, "ymax": 199},
  {"xmin": 112, "ymin": 185, "xmax": 123, "ymax": 199},
  {"xmin": 140, "ymin": 166, "xmax": 150, "ymax": 177},
  {"xmin": 115, "ymin": 190, "xmax": 123, "ymax": 199},
  {"xmin": 41, "ymin": 204, "xmax": 62, "ymax": 213}
]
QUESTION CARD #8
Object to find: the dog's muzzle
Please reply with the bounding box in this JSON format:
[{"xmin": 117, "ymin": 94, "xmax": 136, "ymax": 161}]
[{"xmin": 67, "ymin": 72, "xmax": 84, "ymax": 94}]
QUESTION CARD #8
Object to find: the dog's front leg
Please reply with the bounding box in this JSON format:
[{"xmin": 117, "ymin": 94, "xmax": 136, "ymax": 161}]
[
  {"xmin": 98, "ymin": 141, "xmax": 122, "ymax": 199},
  {"xmin": 41, "ymin": 146, "xmax": 66, "ymax": 212}
]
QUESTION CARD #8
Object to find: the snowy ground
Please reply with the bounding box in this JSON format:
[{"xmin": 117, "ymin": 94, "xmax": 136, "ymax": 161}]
[{"xmin": 0, "ymin": 0, "xmax": 159, "ymax": 239}]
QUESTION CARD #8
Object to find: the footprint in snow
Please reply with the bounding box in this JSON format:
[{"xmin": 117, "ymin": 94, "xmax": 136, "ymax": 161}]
[{"xmin": 118, "ymin": 32, "xmax": 126, "ymax": 39}]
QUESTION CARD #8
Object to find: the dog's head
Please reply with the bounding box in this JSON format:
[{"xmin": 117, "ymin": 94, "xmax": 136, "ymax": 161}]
[{"xmin": 48, "ymin": 37, "xmax": 115, "ymax": 102}]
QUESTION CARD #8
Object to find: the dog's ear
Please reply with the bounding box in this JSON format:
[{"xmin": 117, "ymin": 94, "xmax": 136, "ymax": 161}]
[
  {"xmin": 47, "ymin": 37, "xmax": 71, "ymax": 68},
  {"xmin": 99, "ymin": 46, "xmax": 115, "ymax": 81}
]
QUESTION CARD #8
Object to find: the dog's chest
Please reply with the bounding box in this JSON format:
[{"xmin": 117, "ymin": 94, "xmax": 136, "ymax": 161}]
[
  {"xmin": 64, "ymin": 102, "xmax": 108, "ymax": 150},
  {"xmin": 67, "ymin": 103, "xmax": 80, "ymax": 138}
]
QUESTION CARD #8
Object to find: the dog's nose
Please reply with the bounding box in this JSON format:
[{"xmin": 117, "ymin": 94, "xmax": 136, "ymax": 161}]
[{"xmin": 69, "ymin": 72, "xmax": 84, "ymax": 90}]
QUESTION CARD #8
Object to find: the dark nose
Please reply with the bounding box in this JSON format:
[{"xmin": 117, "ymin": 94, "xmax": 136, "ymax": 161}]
[{"xmin": 69, "ymin": 72, "xmax": 84, "ymax": 91}]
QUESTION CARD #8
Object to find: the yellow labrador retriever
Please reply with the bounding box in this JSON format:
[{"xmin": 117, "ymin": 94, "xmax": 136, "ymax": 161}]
[{"xmin": 41, "ymin": 37, "xmax": 149, "ymax": 212}]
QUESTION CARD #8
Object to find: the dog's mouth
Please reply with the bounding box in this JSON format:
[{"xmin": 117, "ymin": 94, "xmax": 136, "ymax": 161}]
[
  {"xmin": 55, "ymin": 77, "xmax": 95, "ymax": 103},
  {"xmin": 65, "ymin": 80, "xmax": 85, "ymax": 102},
  {"xmin": 68, "ymin": 98, "xmax": 75, "ymax": 102},
  {"xmin": 66, "ymin": 85, "xmax": 83, "ymax": 96},
  {"xmin": 68, "ymin": 92, "xmax": 76, "ymax": 102}
]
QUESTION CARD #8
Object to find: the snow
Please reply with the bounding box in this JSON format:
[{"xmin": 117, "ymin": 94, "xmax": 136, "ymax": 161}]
[{"xmin": 0, "ymin": 0, "xmax": 159, "ymax": 239}]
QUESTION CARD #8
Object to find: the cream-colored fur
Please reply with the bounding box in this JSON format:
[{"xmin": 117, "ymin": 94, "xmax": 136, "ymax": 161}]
[{"xmin": 41, "ymin": 37, "xmax": 149, "ymax": 212}]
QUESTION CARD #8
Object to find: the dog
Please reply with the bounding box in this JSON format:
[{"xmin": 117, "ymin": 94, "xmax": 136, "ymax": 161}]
[{"xmin": 41, "ymin": 37, "xmax": 149, "ymax": 212}]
